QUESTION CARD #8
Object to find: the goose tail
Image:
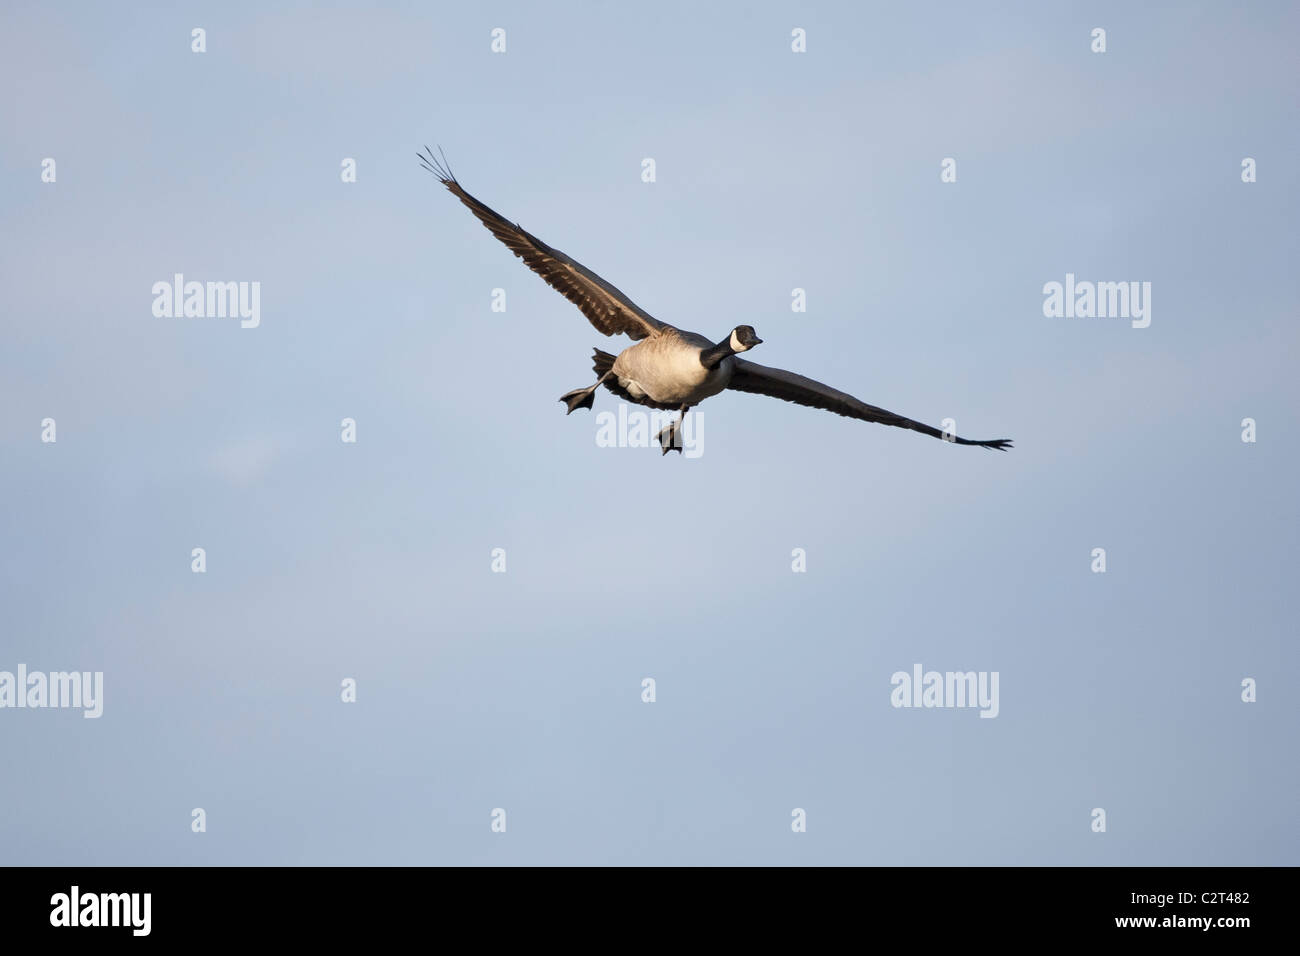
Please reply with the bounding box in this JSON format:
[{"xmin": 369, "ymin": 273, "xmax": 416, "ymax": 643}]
[{"xmin": 591, "ymin": 348, "xmax": 617, "ymax": 378}]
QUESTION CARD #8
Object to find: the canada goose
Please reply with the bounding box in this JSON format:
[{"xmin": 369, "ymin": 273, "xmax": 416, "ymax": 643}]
[{"xmin": 419, "ymin": 148, "xmax": 1012, "ymax": 455}]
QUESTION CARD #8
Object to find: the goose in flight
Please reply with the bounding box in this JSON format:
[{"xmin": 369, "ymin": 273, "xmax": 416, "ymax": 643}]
[{"xmin": 419, "ymin": 148, "xmax": 1012, "ymax": 455}]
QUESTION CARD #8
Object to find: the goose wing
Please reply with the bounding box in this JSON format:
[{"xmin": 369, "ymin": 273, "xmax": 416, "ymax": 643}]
[
  {"xmin": 420, "ymin": 147, "xmax": 666, "ymax": 341},
  {"xmin": 728, "ymin": 359, "xmax": 1012, "ymax": 450}
]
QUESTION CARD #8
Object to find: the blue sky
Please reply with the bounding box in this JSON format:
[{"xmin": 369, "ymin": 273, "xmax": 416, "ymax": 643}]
[{"xmin": 1, "ymin": 0, "xmax": 1296, "ymax": 864}]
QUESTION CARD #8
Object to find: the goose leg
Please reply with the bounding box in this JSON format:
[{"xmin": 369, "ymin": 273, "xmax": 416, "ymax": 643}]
[
  {"xmin": 558, "ymin": 372, "xmax": 610, "ymax": 415},
  {"xmin": 656, "ymin": 405, "xmax": 690, "ymax": 456}
]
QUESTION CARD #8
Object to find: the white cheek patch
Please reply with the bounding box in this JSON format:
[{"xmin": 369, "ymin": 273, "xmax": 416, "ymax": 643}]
[{"xmin": 729, "ymin": 330, "xmax": 749, "ymax": 352}]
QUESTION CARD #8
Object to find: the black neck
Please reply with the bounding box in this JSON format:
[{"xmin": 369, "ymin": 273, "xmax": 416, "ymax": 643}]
[{"xmin": 699, "ymin": 336, "xmax": 736, "ymax": 370}]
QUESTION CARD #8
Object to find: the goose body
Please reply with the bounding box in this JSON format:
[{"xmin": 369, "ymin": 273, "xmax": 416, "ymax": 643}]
[
  {"xmin": 611, "ymin": 330, "xmax": 734, "ymax": 408},
  {"xmin": 419, "ymin": 147, "xmax": 1012, "ymax": 455}
]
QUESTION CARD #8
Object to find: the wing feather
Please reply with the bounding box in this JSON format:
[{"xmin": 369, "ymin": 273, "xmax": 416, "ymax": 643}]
[
  {"xmin": 728, "ymin": 359, "xmax": 1012, "ymax": 450},
  {"xmin": 420, "ymin": 147, "xmax": 665, "ymax": 341}
]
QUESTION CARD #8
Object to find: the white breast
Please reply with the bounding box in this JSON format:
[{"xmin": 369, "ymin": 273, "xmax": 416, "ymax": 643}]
[{"xmin": 614, "ymin": 337, "xmax": 732, "ymax": 405}]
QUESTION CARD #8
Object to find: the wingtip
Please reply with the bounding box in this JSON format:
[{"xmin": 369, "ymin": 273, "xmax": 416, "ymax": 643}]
[{"xmin": 417, "ymin": 143, "xmax": 456, "ymax": 185}]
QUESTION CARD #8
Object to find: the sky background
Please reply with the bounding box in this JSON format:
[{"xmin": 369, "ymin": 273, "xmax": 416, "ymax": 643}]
[{"xmin": 1, "ymin": 0, "xmax": 1296, "ymax": 865}]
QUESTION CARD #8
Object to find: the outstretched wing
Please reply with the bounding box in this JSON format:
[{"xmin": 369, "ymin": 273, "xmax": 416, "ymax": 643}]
[
  {"xmin": 728, "ymin": 359, "xmax": 1013, "ymax": 450},
  {"xmin": 419, "ymin": 147, "xmax": 666, "ymax": 341}
]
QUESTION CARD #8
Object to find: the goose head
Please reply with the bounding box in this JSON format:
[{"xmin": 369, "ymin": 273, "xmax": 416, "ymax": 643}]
[
  {"xmin": 701, "ymin": 325, "xmax": 764, "ymax": 369},
  {"xmin": 729, "ymin": 325, "xmax": 763, "ymax": 352}
]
